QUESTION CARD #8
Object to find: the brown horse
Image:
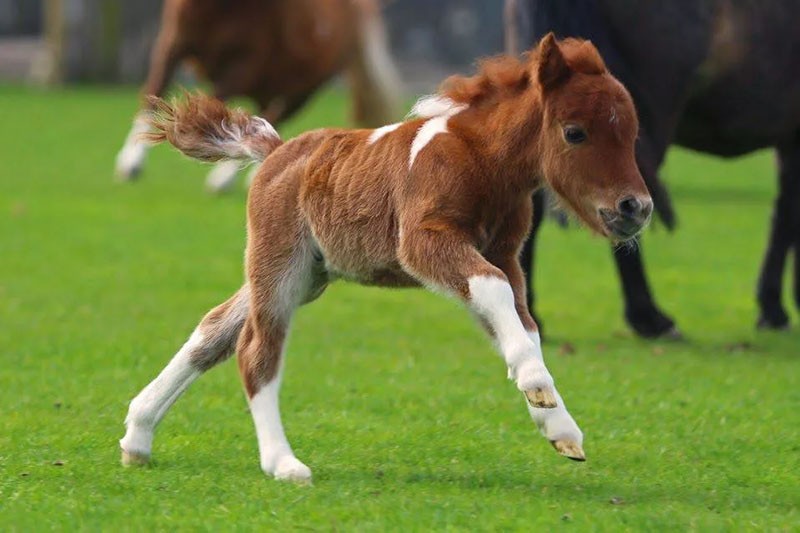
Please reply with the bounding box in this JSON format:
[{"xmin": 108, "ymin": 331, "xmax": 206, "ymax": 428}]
[
  {"xmin": 115, "ymin": 0, "xmax": 400, "ymax": 192},
  {"xmin": 119, "ymin": 35, "xmax": 651, "ymax": 482}
]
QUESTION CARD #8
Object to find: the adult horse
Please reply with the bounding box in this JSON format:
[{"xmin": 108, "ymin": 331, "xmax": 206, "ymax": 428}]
[
  {"xmin": 506, "ymin": 0, "xmax": 800, "ymax": 337},
  {"xmin": 116, "ymin": 0, "xmax": 400, "ymax": 193}
]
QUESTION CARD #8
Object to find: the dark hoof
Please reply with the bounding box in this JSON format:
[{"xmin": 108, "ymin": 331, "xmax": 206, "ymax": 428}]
[
  {"xmin": 658, "ymin": 326, "xmax": 685, "ymax": 341},
  {"xmin": 116, "ymin": 165, "xmax": 142, "ymax": 182},
  {"xmin": 625, "ymin": 307, "xmax": 677, "ymax": 339},
  {"xmin": 756, "ymin": 315, "xmax": 790, "ymax": 330}
]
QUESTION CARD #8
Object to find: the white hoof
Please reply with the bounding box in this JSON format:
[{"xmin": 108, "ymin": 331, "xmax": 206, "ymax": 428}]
[
  {"xmin": 121, "ymin": 449, "xmax": 150, "ymax": 467},
  {"xmin": 271, "ymin": 456, "xmax": 312, "ymax": 484},
  {"xmin": 115, "ymin": 145, "xmax": 146, "ymax": 180}
]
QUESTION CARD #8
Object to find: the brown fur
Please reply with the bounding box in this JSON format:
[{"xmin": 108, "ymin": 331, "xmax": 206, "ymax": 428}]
[
  {"xmin": 148, "ymin": 34, "xmax": 650, "ymax": 398},
  {"xmin": 140, "ymin": 0, "xmax": 398, "ymax": 127},
  {"xmin": 144, "ymin": 93, "xmax": 283, "ymax": 162}
]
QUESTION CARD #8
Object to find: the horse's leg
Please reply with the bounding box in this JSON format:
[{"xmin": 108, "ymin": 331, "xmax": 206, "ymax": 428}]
[
  {"xmin": 237, "ymin": 227, "xmax": 322, "ymax": 483},
  {"xmin": 756, "ymin": 144, "xmax": 800, "ymax": 328},
  {"xmin": 120, "ymin": 286, "xmax": 249, "ymax": 465},
  {"xmin": 347, "ymin": 0, "xmax": 401, "ymax": 127},
  {"xmin": 604, "ymin": 128, "xmax": 679, "ymax": 338},
  {"xmin": 613, "ymin": 243, "xmax": 679, "ymax": 338},
  {"xmin": 491, "ymin": 249, "xmax": 585, "ymax": 460},
  {"xmin": 520, "ymin": 189, "xmax": 546, "ymax": 335},
  {"xmin": 116, "ymin": 14, "xmax": 184, "ymax": 180},
  {"xmin": 205, "ymin": 160, "xmax": 243, "ymax": 194},
  {"xmin": 399, "ymin": 227, "xmax": 584, "ymax": 460}
]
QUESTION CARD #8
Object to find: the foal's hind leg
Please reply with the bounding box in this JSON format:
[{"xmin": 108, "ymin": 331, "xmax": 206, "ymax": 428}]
[
  {"xmin": 120, "ymin": 287, "xmax": 249, "ymax": 465},
  {"xmin": 236, "ymin": 226, "xmax": 323, "ymax": 482}
]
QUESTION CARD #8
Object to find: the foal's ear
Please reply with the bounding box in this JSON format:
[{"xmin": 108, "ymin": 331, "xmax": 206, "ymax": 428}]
[{"xmin": 536, "ymin": 33, "xmax": 571, "ymax": 93}]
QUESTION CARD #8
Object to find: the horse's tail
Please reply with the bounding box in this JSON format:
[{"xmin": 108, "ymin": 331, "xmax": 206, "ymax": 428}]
[
  {"xmin": 348, "ymin": 0, "xmax": 402, "ymax": 127},
  {"xmin": 143, "ymin": 93, "xmax": 283, "ymax": 163}
]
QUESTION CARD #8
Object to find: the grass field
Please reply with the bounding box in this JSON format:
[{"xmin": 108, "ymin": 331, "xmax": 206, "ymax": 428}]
[{"xmin": 1, "ymin": 85, "xmax": 798, "ymax": 530}]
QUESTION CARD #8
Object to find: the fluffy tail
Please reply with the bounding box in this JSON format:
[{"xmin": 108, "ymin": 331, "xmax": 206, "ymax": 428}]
[
  {"xmin": 348, "ymin": 0, "xmax": 402, "ymax": 127},
  {"xmin": 144, "ymin": 94, "xmax": 283, "ymax": 163}
]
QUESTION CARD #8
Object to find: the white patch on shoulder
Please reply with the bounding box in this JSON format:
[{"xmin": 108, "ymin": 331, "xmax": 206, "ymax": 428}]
[
  {"xmin": 409, "ymin": 115, "xmax": 450, "ymax": 169},
  {"xmin": 367, "ymin": 122, "xmax": 402, "ymax": 145},
  {"xmin": 408, "ymin": 95, "xmax": 467, "ymax": 119},
  {"xmin": 407, "ymin": 95, "xmax": 467, "ymax": 168}
]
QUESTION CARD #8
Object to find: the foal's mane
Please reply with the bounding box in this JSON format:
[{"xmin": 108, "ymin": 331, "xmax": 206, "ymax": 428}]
[{"xmin": 435, "ymin": 38, "xmax": 607, "ymax": 110}]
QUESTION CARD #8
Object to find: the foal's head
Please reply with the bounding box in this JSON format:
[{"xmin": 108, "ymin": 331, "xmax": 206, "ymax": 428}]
[{"xmin": 533, "ymin": 34, "xmax": 651, "ymax": 240}]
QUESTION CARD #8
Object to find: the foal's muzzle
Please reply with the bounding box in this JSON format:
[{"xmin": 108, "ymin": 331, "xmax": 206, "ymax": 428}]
[{"xmin": 599, "ymin": 196, "xmax": 653, "ymax": 240}]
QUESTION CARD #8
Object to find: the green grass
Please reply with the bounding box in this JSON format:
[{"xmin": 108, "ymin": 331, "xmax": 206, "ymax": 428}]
[{"xmin": 1, "ymin": 85, "xmax": 798, "ymax": 531}]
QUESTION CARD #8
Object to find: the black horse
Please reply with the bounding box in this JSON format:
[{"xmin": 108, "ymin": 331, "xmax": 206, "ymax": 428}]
[{"xmin": 506, "ymin": 0, "xmax": 800, "ymax": 337}]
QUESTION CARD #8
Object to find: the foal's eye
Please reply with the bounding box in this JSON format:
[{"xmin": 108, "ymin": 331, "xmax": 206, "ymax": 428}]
[{"xmin": 563, "ymin": 125, "xmax": 588, "ymax": 145}]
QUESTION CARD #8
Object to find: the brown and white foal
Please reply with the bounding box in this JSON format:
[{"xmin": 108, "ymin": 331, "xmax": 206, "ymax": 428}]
[{"xmin": 120, "ymin": 34, "xmax": 652, "ymax": 482}]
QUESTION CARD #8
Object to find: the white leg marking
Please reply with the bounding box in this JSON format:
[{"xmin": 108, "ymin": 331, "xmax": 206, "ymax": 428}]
[
  {"xmin": 249, "ymin": 365, "xmax": 311, "ymax": 483},
  {"xmin": 467, "ymin": 275, "xmax": 554, "ymax": 391},
  {"xmin": 367, "ymin": 122, "xmax": 402, "ymax": 144},
  {"xmin": 120, "ymin": 330, "xmax": 203, "ymax": 459},
  {"xmin": 407, "ymin": 99, "xmax": 467, "ymax": 169},
  {"xmin": 524, "ymin": 329, "xmax": 583, "ymax": 444},
  {"xmin": 115, "ymin": 112, "xmax": 151, "ymax": 180},
  {"xmin": 205, "ymin": 160, "xmax": 242, "ymax": 193},
  {"xmin": 467, "ymin": 279, "xmax": 583, "ymax": 449}
]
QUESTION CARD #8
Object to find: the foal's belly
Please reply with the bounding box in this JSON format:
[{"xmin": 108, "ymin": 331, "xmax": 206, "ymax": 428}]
[{"xmin": 308, "ymin": 216, "xmax": 418, "ymax": 289}]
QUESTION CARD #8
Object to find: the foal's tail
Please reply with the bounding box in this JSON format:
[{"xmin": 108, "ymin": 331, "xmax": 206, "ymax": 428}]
[
  {"xmin": 348, "ymin": 0, "xmax": 402, "ymax": 127},
  {"xmin": 144, "ymin": 94, "xmax": 283, "ymax": 163}
]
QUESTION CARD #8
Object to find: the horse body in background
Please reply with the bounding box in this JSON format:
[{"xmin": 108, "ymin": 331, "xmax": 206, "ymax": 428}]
[
  {"xmin": 116, "ymin": 0, "xmax": 400, "ymax": 192},
  {"xmin": 507, "ymin": 0, "xmax": 800, "ymax": 336},
  {"xmin": 118, "ymin": 36, "xmax": 652, "ymax": 481}
]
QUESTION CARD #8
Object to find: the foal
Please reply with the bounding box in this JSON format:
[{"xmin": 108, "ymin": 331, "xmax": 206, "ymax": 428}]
[
  {"xmin": 115, "ymin": 0, "xmax": 400, "ymax": 193},
  {"xmin": 120, "ymin": 34, "xmax": 652, "ymax": 482}
]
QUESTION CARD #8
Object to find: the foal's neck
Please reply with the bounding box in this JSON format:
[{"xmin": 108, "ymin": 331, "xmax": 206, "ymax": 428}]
[{"xmin": 452, "ymin": 91, "xmax": 545, "ymax": 191}]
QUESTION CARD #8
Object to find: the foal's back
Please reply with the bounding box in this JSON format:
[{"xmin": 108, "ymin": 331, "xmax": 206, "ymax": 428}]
[{"xmin": 248, "ymin": 122, "xmax": 426, "ymax": 285}]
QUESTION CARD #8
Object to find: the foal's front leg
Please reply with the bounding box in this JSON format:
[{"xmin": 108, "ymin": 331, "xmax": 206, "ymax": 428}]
[
  {"xmin": 399, "ymin": 227, "xmax": 584, "ymax": 460},
  {"xmin": 491, "ymin": 254, "xmax": 585, "ymax": 461}
]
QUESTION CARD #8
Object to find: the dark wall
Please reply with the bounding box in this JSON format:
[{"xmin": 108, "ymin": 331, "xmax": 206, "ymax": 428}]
[{"xmin": 0, "ymin": 0, "xmax": 42, "ymax": 35}]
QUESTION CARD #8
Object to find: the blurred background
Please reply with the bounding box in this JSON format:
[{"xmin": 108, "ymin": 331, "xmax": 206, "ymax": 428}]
[{"xmin": 0, "ymin": 0, "xmax": 503, "ymax": 91}]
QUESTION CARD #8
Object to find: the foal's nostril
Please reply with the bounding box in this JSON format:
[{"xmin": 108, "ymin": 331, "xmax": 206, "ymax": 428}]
[{"xmin": 617, "ymin": 196, "xmax": 641, "ymax": 218}]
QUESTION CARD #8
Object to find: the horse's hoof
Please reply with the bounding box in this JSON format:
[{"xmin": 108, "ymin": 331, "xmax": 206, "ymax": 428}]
[
  {"xmin": 551, "ymin": 439, "xmax": 586, "ymax": 461},
  {"xmin": 626, "ymin": 308, "xmax": 676, "ymax": 339},
  {"xmin": 272, "ymin": 456, "xmax": 313, "ymax": 485},
  {"xmin": 121, "ymin": 450, "xmax": 150, "ymax": 467},
  {"xmin": 756, "ymin": 315, "xmax": 790, "ymax": 330},
  {"xmin": 658, "ymin": 326, "xmax": 685, "ymax": 341},
  {"xmin": 524, "ymin": 388, "xmax": 557, "ymax": 409},
  {"xmin": 115, "ymin": 164, "xmax": 142, "ymax": 182}
]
